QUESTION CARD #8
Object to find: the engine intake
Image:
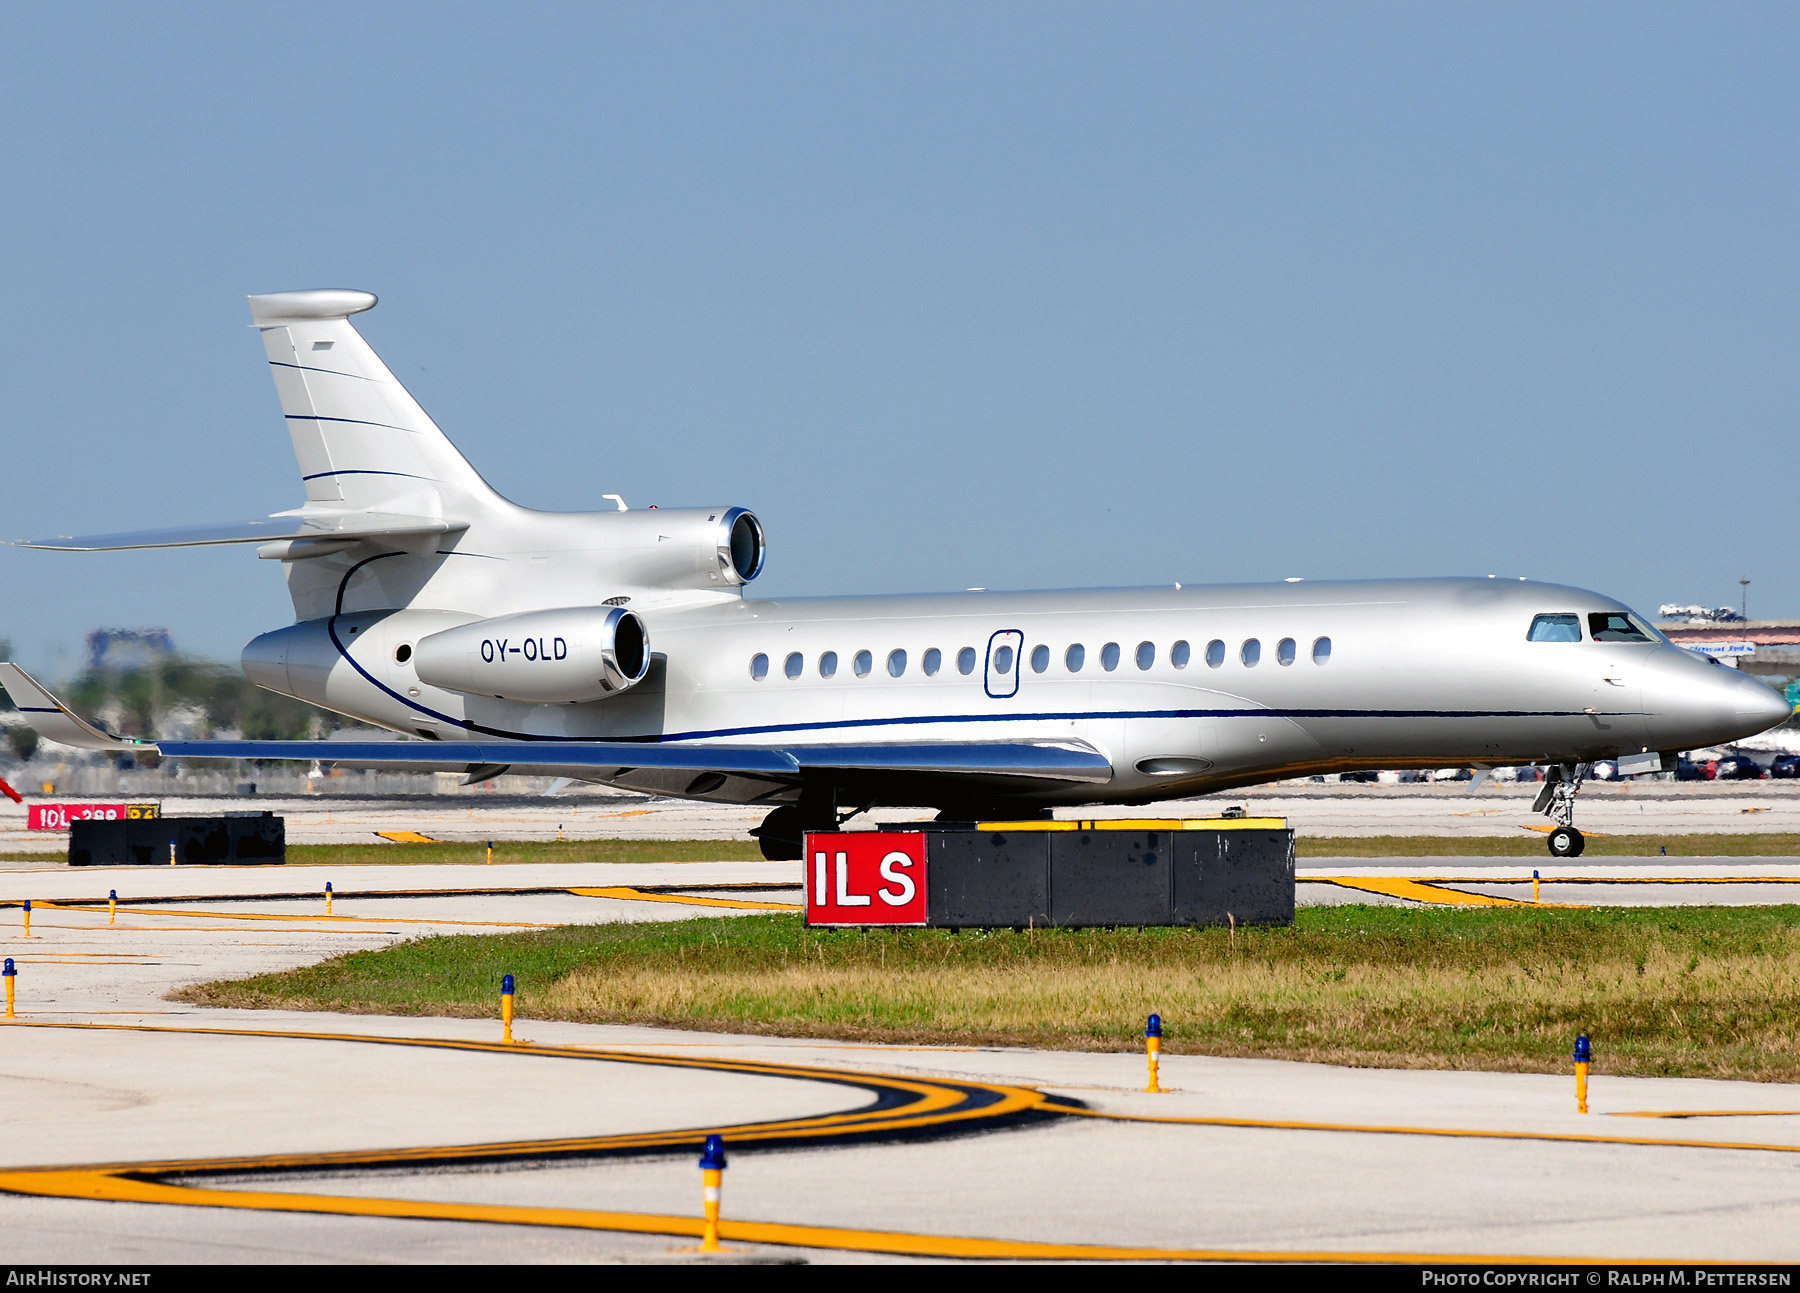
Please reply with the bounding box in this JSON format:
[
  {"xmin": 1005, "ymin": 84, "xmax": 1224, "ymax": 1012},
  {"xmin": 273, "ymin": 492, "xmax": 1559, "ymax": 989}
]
[
  {"xmin": 719, "ymin": 506, "xmax": 765, "ymax": 585},
  {"xmin": 413, "ymin": 606, "xmax": 649, "ymax": 704}
]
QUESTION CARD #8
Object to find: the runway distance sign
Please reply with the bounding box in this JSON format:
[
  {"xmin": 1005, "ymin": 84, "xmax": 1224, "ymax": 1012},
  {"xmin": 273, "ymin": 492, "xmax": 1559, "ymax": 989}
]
[
  {"xmin": 28, "ymin": 802, "xmax": 159, "ymax": 830},
  {"xmin": 803, "ymin": 831, "xmax": 927, "ymax": 926}
]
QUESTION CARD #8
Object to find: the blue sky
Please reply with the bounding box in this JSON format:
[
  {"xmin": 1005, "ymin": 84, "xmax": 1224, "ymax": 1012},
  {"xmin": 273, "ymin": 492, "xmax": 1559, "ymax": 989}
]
[{"xmin": 2, "ymin": 5, "xmax": 1796, "ymax": 677}]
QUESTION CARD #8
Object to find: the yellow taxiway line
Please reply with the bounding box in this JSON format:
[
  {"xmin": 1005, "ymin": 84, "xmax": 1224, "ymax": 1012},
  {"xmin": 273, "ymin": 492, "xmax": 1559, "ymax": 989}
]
[
  {"xmin": 1309, "ymin": 876, "xmax": 1551, "ymax": 907},
  {"xmin": 0, "ymin": 1169, "xmax": 1630, "ymax": 1265},
  {"xmin": 1608, "ymin": 1110, "xmax": 1800, "ymax": 1120},
  {"xmin": 569, "ymin": 886, "xmax": 800, "ymax": 912},
  {"xmin": 1055, "ymin": 1104, "xmax": 1800, "ymax": 1155},
  {"xmin": 0, "ymin": 1018, "xmax": 1768, "ymax": 1263},
  {"xmin": 1309, "ymin": 872, "xmax": 1800, "ymax": 907},
  {"xmin": 1307, "ymin": 874, "xmax": 1800, "ymax": 885}
]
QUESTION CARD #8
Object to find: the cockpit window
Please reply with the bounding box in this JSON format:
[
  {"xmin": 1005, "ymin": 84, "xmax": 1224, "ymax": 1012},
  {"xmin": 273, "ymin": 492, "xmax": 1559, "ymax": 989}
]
[
  {"xmin": 1526, "ymin": 614, "xmax": 1582, "ymax": 643},
  {"xmin": 1588, "ymin": 612, "xmax": 1655, "ymax": 643}
]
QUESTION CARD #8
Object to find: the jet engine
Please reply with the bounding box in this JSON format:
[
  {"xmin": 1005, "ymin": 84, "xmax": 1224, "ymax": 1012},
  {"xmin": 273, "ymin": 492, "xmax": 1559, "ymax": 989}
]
[
  {"xmin": 413, "ymin": 606, "xmax": 650, "ymax": 703},
  {"xmin": 569, "ymin": 505, "xmax": 765, "ymax": 591}
]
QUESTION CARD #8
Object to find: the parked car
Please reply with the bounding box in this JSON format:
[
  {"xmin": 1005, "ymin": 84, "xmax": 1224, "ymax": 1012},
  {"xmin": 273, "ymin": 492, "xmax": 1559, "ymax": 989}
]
[
  {"xmin": 1714, "ymin": 755, "xmax": 1768, "ymax": 780},
  {"xmin": 1770, "ymin": 754, "xmax": 1800, "ymax": 779},
  {"xmin": 1675, "ymin": 757, "xmax": 1708, "ymax": 781},
  {"xmin": 1338, "ymin": 770, "xmax": 1382, "ymax": 783},
  {"xmin": 1590, "ymin": 760, "xmax": 1619, "ymax": 781}
]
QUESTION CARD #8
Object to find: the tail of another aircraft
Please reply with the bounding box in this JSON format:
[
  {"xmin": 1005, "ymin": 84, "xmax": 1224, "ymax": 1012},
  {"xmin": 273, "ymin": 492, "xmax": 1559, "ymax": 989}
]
[{"xmin": 249, "ymin": 290, "xmax": 502, "ymax": 515}]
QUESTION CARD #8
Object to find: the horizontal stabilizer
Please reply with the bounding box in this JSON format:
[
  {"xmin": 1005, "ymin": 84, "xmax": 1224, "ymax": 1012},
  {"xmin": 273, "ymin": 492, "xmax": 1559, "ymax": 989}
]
[
  {"xmin": 0, "ymin": 664, "xmax": 142, "ymax": 752},
  {"xmin": 16, "ymin": 511, "xmax": 464, "ymax": 552}
]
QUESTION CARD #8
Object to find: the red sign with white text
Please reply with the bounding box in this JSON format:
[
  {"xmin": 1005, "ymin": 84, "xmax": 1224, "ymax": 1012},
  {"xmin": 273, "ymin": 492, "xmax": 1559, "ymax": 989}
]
[
  {"xmin": 803, "ymin": 831, "xmax": 928, "ymax": 926},
  {"xmin": 27, "ymin": 803, "xmax": 159, "ymax": 830}
]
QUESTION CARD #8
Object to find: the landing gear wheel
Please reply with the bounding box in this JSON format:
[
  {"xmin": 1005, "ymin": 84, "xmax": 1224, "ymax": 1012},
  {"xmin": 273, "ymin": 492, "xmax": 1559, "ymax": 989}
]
[
  {"xmin": 752, "ymin": 805, "xmax": 803, "ymax": 861},
  {"xmin": 1547, "ymin": 826, "xmax": 1585, "ymax": 858}
]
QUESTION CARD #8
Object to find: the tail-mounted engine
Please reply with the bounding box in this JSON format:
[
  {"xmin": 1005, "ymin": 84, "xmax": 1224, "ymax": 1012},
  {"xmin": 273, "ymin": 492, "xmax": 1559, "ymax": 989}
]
[
  {"xmin": 414, "ymin": 606, "xmax": 650, "ymax": 703},
  {"xmin": 569, "ymin": 505, "xmax": 765, "ymax": 591}
]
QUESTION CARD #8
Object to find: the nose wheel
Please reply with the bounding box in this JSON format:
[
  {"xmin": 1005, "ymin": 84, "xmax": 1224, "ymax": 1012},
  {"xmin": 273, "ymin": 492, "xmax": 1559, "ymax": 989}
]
[
  {"xmin": 1547, "ymin": 825, "xmax": 1585, "ymax": 858},
  {"xmin": 1532, "ymin": 763, "xmax": 1588, "ymax": 858}
]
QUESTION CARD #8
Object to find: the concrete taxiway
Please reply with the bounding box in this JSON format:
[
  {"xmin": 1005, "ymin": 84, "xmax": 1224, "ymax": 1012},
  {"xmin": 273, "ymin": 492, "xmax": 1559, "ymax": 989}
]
[
  {"xmin": 9, "ymin": 781, "xmax": 1800, "ymax": 855},
  {"xmin": 0, "ymin": 854, "xmax": 1796, "ymax": 1263}
]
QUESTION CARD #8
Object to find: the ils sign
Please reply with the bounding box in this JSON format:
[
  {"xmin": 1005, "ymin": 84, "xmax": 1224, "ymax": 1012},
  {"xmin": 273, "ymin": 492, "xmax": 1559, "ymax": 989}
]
[{"xmin": 803, "ymin": 831, "xmax": 927, "ymax": 926}]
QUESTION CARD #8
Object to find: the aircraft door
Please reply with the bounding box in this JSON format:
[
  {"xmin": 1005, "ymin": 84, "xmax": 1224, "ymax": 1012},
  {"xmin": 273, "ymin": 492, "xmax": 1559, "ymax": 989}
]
[{"xmin": 984, "ymin": 629, "xmax": 1024, "ymax": 699}]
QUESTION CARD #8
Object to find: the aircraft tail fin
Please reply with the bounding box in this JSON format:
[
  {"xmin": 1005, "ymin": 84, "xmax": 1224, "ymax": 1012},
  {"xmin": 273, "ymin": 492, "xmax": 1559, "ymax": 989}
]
[{"xmin": 249, "ymin": 290, "xmax": 503, "ymax": 515}]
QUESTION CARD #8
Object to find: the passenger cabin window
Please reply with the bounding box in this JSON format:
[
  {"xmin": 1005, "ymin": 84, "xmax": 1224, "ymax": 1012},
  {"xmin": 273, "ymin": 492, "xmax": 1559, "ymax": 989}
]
[
  {"xmin": 1312, "ymin": 636, "xmax": 1331, "ymax": 665},
  {"xmin": 1031, "ymin": 644, "xmax": 1050, "ymax": 673},
  {"xmin": 750, "ymin": 653, "xmax": 769, "ymax": 680},
  {"xmin": 993, "ymin": 644, "xmax": 1015, "ymax": 674},
  {"xmin": 854, "ymin": 649, "xmax": 873, "ymax": 677},
  {"xmin": 1277, "ymin": 638, "xmax": 1296, "ymax": 666},
  {"xmin": 923, "ymin": 648, "xmax": 942, "ymax": 676},
  {"xmin": 1171, "ymin": 640, "xmax": 1190, "ymax": 668},
  {"xmin": 957, "ymin": 647, "xmax": 977, "ymax": 675},
  {"xmin": 887, "ymin": 649, "xmax": 907, "ymax": 677},
  {"xmin": 1241, "ymin": 638, "xmax": 1261, "ymax": 666},
  {"xmin": 1589, "ymin": 612, "xmax": 1655, "ymax": 643},
  {"xmin": 1066, "ymin": 644, "xmax": 1086, "ymax": 672},
  {"xmin": 819, "ymin": 651, "xmax": 838, "ymax": 678},
  {"xmin": 1136, "ymin": 641, "xmax": 1155, "ymax": 670},
  {"xmin": 1205, "ymin": 639, "xmax": 1225, "ymax": 668},
  {"xmin": 784, "ymin": 652, "xmax": 803, "ymax": 679},
  {"xmin": 1527, "ymin": 614, "xmax": 1583, "ymax": 643},
  {"xmin": 1101, "ymin": 642, "xmax": 1121, "ymax": 671}
]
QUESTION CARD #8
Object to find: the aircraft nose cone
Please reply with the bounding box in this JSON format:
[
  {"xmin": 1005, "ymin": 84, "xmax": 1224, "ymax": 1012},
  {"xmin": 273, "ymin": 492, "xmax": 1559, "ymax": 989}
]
[
  {"xmin": 1644, "ymin": 649, "xmax": 1794, "ymax": 750},
  {"xmin": 1737, "ymin": 675, "xmax": 1794, "ymax": 732}
]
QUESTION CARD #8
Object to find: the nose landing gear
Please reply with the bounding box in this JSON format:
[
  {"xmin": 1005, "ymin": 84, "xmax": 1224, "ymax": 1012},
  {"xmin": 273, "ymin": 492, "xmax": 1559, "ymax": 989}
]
[
  {"xmin": 1533, "ymin": 763, "xmax": 1587, "ymax": 858},
  {"xmin": 1547, "ymin": 824, "xmax": 1584, "ymax": 858}
]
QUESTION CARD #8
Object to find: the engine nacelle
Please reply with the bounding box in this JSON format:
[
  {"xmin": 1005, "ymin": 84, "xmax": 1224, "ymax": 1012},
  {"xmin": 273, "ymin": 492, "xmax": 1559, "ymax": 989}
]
[
  {"xmin": 562, "ymin": 505, "xmax": 766, "ymax": 592},
  {"xmin": 413, "ymin": 606, "xmax": 650, "ymax": 703}
]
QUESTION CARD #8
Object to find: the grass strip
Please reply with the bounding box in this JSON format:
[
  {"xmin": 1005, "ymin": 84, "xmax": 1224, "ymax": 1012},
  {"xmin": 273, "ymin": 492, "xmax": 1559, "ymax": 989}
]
[
  {"xmin": 282, "ymin": 839, "xmax": 763, "ymax": 866},
  {"xmin": 1295, "ymin": 833, "xmax": 1800, "ymax": 857},
  {"xmin": 0, "ymin": 838, "xmax": 763, "ymax": 866},
  {"xmin": 179, "ymin": 905, "xmax": 1800, "ymax": 1081},
  {"xmin": 13, "ymin": 832, "xmax": 1800, "ymax": 868}
]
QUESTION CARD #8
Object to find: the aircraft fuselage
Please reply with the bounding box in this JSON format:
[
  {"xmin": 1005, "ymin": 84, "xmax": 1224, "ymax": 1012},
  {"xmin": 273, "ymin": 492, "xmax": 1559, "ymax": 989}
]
[{"xmin": 242, "ymin": 574, "xmax": 1787, "ymax": 810}]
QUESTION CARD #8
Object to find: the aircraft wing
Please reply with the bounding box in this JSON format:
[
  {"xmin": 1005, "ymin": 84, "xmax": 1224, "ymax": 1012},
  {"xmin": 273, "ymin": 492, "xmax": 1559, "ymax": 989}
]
[
  {"xmin": 153, "ymin": 739, "xmax": 802, "ymax": 777},
  {"xmin": 788, "ymin": 742, "xmax": 1112, "ymax": 782},
  {"xmin": 3, "ymin": 663, "xmax": 1113, "ymax": 784},
  {"xmin": 152, "ymin": 739, "xmax": 1113, "ymax": 783},
  {"xmin": 14, "ymin": 511, "xmax": 463, "ymax": 552}
]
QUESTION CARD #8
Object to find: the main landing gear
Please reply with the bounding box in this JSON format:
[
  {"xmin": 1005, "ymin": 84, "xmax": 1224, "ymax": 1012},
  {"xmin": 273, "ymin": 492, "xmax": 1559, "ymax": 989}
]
[
  {"xmin": 1533, "ymin": 763, "xmax": 1587, "ymax": 858},
  {"xmin": 750, "ymin": 791, "xmax": 871, "ymax": 862}
]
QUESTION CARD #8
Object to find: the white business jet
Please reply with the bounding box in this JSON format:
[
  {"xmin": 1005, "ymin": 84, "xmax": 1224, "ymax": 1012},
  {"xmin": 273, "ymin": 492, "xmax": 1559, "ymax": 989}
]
[{"xmin": 3, "ymin": 290, "xmax": 1787, "ymax": 859}]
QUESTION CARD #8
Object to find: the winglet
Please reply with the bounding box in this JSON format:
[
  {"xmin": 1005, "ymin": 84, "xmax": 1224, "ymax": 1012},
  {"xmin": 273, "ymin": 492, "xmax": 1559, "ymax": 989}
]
[{"xmin": 0, "ymin": 664, "xmax": 149, "ymax": 753}]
